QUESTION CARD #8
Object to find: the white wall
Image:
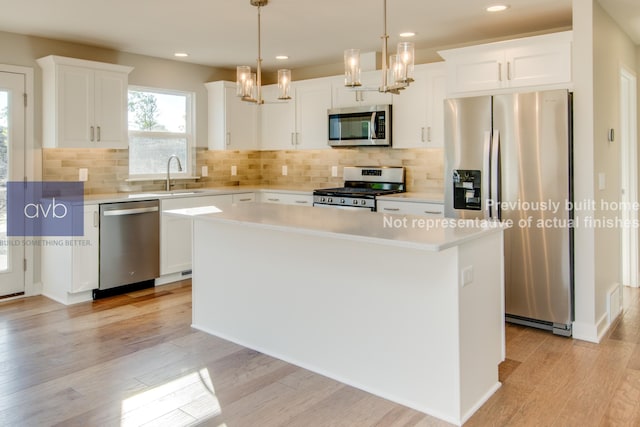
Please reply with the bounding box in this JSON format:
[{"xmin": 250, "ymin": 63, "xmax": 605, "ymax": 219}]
[{"xmin": 572, "ymin": 0, "xmax": 638, "ymax": 341}]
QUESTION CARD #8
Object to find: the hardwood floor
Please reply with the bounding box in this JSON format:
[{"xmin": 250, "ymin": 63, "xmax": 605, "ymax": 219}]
[{"xmin": 1, "ymin": 282, "xmax": 639, "ymax": 426}]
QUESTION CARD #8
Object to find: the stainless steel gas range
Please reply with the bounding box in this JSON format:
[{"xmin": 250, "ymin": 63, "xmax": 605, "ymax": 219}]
[{"xmin": 313, "ymin": 166, "xmax": 405, "ymax": 211}]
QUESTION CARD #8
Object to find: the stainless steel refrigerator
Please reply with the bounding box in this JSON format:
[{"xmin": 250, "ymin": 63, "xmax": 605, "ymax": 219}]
[{"xmin": 444, "ymin": 89, "xmax": 573, "ymax": 336}]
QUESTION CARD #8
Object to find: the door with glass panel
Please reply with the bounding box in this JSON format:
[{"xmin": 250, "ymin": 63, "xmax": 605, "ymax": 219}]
[{"xmin": 0, "ymin": 71, "xmax": 25, "ymax": 297}]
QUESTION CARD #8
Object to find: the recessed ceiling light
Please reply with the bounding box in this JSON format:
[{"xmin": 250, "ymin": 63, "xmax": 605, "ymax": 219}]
[
  {"xmin": 486, "ymin": 4, "xmax": 509, "ymax": 12},
  {"xmin": 276, "ymin": 55, "xmax": 289, "ymax": 60},
  {"xmin": 399, "ymin": 32, "xmax": 416, "ymax": 38},
  {"xmin": 174, "ymin": 52, "xmax": 189, "ymax": 58}
]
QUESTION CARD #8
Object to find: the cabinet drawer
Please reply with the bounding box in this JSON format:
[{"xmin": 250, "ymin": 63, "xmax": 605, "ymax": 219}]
[
  {"xmin": 378, "ymin": 200, "xmax": 444, "ymax": 217},
  {"xmin": 260, "ymin": 192, "xmax": 313, "ymax": 205},
  {"xmin": 233, "ymin": 193, "xmax": 255, "ymax": 203},
  {"xmin": 161, "ymin": 194, "xmax": 232, "ymax": 211}
]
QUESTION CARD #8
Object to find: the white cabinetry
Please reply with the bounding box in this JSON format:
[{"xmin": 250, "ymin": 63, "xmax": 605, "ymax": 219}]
[
  {"xmin": 41, "ymin": 204, "xmax": 100, "ymax": 304},
  {"xmin": 392, "ymin": 62, "xmax": 446, "ymax": 148},
  {"xmin": 377, "ymin": 200, "xmax": 444, "ymax": 217},
  {"xmin": 160, "ymin": 194, "xmax": 232, "ymax": 275},
  {"xmin": 331, "ymin": 70, "xmax": 393, "ymax": 108},
  {"xmin": 438, "ymin": 31, "xmax": 572, "ymax": 96},
  {"xmin": 206, "ymin": 81, "xmax": 258, "ymax": 150},
  {"xmin": 260, "ymin": 191, "xmax": 313, "ymax": 206},
  {"xmin": 37, "ymin": 55, "xmax": 133, "ymax": 148},
  {"xmin": 259, "ymin": 78, "xmax": 332, "ymax": 150}
]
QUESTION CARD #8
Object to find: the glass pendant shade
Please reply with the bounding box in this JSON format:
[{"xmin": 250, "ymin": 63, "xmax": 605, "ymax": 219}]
[
  {"xmin": 344, "ymin": 49, "xmax": 361, "ymax": 87},
  {"xmin": 277, "ymin": 69, "xmax": 292, "ymax": 100},
  {"xmin": 396, "ymin": 42, "xmax": 415, "ymax": 83},
  {"xmin": 236, "ymin": 66, "xmax": 252, "ymax": 97}
]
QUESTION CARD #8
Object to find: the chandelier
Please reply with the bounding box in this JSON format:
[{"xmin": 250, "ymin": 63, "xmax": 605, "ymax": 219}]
[
  {"xmin": 236, "ymin": 0, "xmax": 291, "ymax": 104},
  {"xmin": 344, "ymin": 0, "xmax": 415, "ymax": 94}
]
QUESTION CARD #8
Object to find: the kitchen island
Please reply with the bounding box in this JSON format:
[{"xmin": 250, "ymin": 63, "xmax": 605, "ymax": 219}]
[{"xmin": 170, "ymin": 202, "xmax": 505, "ymax": 426}]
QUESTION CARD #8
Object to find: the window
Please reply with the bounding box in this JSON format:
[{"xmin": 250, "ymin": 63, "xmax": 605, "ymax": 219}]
[{"xmin": 128, "ymin": 87, "xmax": 194, "ymax": 178}]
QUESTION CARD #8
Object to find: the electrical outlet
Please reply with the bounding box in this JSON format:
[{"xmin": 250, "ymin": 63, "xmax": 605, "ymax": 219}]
[
  {"xmin": 78, "ymin": 168, "xmax": 88, "ymax": 182},
  {"xmin": 282, "ymin": 165, "xmax": 288, "ymax": 176},
  {"xmin": 201, "ymin": 165, "xmax": 208, "ymax": 177},
  {"xmin": 231, "ymin": 165, "xmax": 237, "ymax": 176},
  {"xmin": 331, "ymin": 166, "xmax": 338, "ymax": 177}
]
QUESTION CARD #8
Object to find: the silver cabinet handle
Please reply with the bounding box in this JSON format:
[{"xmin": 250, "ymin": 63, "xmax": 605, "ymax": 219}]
[
  {"xmin": 103, "ymin": 206, "xmax": 159, "ymax": 216},
  {"xmin": 97, "ymin": 126, "xmax": 101, "ymax": 142},
  {"xmin": 291, "ymin": 133, "xmax": 296, "ymax": 146},
  {"xmin": 507, "ymin": 62, "xmax": 511, "ymax": 80},
  {"xmin": 267, "ymin": 198, "xmax": 280, "ymax": 202},
  {"xmin": 295, "ymin": 200, "xmax": 308, "ymax": 204},
  {"xmin": 423, "ymin": 210, "xmax": 442, "ymax": 215},
  {"xmin": 498, "ymin": 63, "xmax": 502, "ymax": 81},
  {"xmin": 238, "ymin": 198, "xmax": 252, "ymax": 202},
  {"xmin": 421, "ymin": 127, "xmax": 425, "ymax": 142},
  {"xmin": 93, "ymin": 211, "xmax": 99, "ymax": 227},
  {"xmin": 90, "ymin": 126, "xmax": 95, "ymax": 142},
  {"xmin": 226, "ymin": 132, "xmax": 231, "ymax": 146},
  {"xmin": 427, "ymin": 126, "xmax": 432, "ymax": 142},
  {"xmin": 383, "ymin": 207, "xmax": 400, "ymax": 212}
]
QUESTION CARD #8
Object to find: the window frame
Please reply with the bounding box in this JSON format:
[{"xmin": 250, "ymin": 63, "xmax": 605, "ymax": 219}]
[{"xmin": 127, "ymin": 85, "xmax": 196, "ymax": 180}]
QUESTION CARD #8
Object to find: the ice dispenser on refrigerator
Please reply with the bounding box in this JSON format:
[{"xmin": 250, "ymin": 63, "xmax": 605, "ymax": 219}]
[{"xmin": 453, "ymin": 170, "xmax": 481, "ymax": 210}]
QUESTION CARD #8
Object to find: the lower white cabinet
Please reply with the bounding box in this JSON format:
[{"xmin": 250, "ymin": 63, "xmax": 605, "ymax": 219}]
[
  {"xmin": 260, "ymin": 192, "xmax": 313, "ymax": 206},
  {"xmin": 160, "ymin": 195, "xmax": 233, "ymax": 275},
  {"xmin": 377, "ymin": 200, "xmax": 444, "ymax": 217},
  {"xmin": 41, "ymin": 204, "xmax": 99, "ymax": 304}
]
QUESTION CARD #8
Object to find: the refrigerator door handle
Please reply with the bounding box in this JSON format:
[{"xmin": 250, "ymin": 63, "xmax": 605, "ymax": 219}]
[
  {"xmin": 491, "ymin": 130, "xmax": 501, "ymax": 220},
  {"xmin": 483, "ymin": 130, "xmax": 492, "ymax": 220}
]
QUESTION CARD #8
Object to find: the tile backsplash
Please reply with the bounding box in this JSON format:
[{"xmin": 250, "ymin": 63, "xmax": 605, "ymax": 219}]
[{"xmin": 43, "ymin": 147, "xmax": 444, "ymax": 194}]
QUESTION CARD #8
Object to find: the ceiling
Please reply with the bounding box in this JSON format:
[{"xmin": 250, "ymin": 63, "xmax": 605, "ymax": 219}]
[{"xmin": 0, "ymin": 0, "xmax": 635, "ymax": 73}]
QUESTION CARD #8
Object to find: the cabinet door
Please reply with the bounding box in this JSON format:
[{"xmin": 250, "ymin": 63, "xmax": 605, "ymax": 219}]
[
  {"xmin": 260, "ymin": 85, "xmax": 296, "ymax": 150},
  {"xmin": 392, "ymin": 67, "xmax": 428, "ymax": 148},
  {"xmin": 425, "ymin": 63, "xmax": 447, "ymax": 147},
  {"xmin": 226, "ymin": 85, "xmax": 258, "ymax": 149},
  {"xmin": 392, "ymin": 63, "xmax": 446, "ymax": 148},
  {"xmin": 445, "ymin": 50, "xmax": 504, "ymax": 94},
  {"xmin": 93, "ymin": 70, "xmax": 129, "ymax": 148},
  {"xmin": 332, "ymin": 71, "xmax": 393, "ymax": 108},
  {"xmin": 378, "ymin": 200, "xmax": 444, "ymax": 217},
  {"xmin": 160, "ymin": 195, "xmax": 232, "ymax": 275},
  {"xmin": 58, "ymin": 65, "xmax": 94, "ymax": 148},
  {"xmin": 71, "ymin": 204, "xmax": 99, "ymax": 293},
  {"xmin": 294, "ymin": 80, "xmax": 332, "ymax": 149},
  {"xmin": 505, "ymin": 41, "xmax": 571, "ymax": 88}
]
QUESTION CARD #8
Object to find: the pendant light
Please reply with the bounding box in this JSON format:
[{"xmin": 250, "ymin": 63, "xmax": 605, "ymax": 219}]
[
  {"xmin": 236, "ymin": 0, "xmax": 292, "ymax": 103},
  {"xmin": 344, "ymin": 0, "xmax": 415, "ymax": 94}
]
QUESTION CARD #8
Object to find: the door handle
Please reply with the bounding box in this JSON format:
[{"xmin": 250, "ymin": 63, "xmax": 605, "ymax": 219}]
[
  {"xmin": 483, "ymin": 131, "xmax": 492, "ymax": 220},
  {"xmin": 490, "ymin": 130, "xmax": 501, "ymax": 220},
  {"xmin": 97, "ymin": 126, "xmax": 101, "ymax": 142},
  {"xmin": 90, "ymin": 126, "xmax": 95, "ymax": 142}
]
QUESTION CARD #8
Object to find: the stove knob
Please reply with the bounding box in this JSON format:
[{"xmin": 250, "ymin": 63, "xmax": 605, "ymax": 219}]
[
  {"xmin": 328, "ymin": 198, "xmax": 333, "ymax": 203},
  {"xmin": 340, "ymin": 199, "xmax": 345, "ymax": 204},
  {"xmin": 320, "ymin": 197, "xmax": 325, "ymax": 202},
  {"xmin": 353, "ymin": 200, "xmax": 358, "ymax": 205},
  {"xmin": 361, "ymin": 200, "xmax": 366, "ymax": 205}
]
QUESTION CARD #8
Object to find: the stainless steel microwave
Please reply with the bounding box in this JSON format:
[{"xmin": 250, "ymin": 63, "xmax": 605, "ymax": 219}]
[{"xmin": 328, "ymin": 104, "xmax": 391, "ymax": 147}]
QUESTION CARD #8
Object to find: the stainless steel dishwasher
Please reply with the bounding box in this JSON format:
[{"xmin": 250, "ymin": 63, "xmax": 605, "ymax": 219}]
[{"xmin": 95, "ymin": 199, "xmax": 160, "ymax": 298}]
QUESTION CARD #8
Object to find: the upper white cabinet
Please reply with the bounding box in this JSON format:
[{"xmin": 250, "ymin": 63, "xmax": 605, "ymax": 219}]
[
  {"xmin": 37, "ymin": 55, "xmax": 133, "ymax": 148},
  {"xmin": 392, "ymin": 62, "xmax": 446, "ymax": 148},
  {"xmin": 206, "ymin": 81, "xmax": 258, "ymax": 150},
  {"xmin": 259, "ymin": 78, "xmax": 332, "ymax": 150},
  {"xmin": 438, "ymin": 31, "xmax": 572, "ymax": 96},
  {"xmin": 331, "ymin": 70, "xmax": 394, "ymax": 108}
]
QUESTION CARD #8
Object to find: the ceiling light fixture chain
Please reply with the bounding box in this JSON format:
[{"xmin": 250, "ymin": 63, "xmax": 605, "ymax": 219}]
[
  {"xmin": 344, "ymin": 0, "xmax": 415, "ymax": 94},
  {"xmin": 237, "ymin": 0, "xmax": 291, "ymax": 104}
]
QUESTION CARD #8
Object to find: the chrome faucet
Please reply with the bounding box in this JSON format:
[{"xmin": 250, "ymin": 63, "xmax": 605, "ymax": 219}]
[{"xmin": 166, "ymin": 155, "xmax": 183, "ymax": 191}]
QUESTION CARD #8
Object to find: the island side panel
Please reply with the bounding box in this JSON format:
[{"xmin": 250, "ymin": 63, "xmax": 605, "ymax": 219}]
[
  {"xmin": 191, "ymin": 218, "xmax": 464, "ymax": 423},
  {"xmin": 457, "ymin": 231, "xmax": 505, "ymax": 423}
]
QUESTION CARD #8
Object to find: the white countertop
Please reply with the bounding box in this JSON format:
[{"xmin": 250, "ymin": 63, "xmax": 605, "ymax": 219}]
[
  {"xmin": 82, "ymin": 186, "xmax": 445, "ymax": 205},
  {"xmin": 167, "ymin": 202, "xmax": 503, "ymax": 252}
]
